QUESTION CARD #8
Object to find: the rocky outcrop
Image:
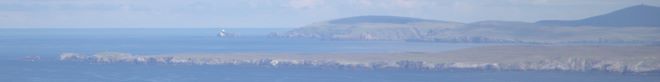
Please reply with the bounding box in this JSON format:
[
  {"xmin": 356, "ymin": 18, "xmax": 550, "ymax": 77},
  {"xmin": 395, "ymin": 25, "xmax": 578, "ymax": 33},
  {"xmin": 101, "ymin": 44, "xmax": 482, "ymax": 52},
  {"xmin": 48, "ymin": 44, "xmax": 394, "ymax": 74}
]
[{"xmin": 59, "ymin": 45, "xmax": 660, "ymax": 73}]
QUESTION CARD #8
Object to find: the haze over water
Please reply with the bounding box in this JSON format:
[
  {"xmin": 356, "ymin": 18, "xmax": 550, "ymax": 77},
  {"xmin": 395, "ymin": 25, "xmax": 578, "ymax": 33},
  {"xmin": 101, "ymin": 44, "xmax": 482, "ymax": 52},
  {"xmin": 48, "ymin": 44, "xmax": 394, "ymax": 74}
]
[
  {"xmin": 2, "ymin": 28, "xmax": 659, "ymax": 82},
  {"xmin": 3, "ymin": 0, "xmax": 660, "ymax": 82}
]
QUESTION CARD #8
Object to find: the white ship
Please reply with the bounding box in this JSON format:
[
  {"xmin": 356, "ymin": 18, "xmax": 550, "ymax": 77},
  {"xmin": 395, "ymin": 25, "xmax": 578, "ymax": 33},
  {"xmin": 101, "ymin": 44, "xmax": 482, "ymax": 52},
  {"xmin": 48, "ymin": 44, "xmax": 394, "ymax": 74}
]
[{"xmin": 217, "ymin": 29, "xmax": 236, "ymax": 38}]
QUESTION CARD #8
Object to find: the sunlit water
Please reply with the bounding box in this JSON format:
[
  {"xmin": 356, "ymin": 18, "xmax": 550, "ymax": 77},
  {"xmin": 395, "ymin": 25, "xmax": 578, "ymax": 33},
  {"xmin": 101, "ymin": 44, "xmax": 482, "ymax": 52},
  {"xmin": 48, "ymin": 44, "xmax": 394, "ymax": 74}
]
[{"xmin": 1, "ymin": 28, "xmax": 658, "ymax": 82}]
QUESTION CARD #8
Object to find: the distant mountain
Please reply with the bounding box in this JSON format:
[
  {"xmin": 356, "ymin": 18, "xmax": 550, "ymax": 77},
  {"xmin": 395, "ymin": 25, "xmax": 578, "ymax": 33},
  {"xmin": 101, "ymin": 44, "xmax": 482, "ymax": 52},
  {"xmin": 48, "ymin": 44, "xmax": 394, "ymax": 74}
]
[
  {"xmin": 537, "ymin": 5, "xmax": 660, "ymax": 27},
  {"xmin": 272, "ymin": 5, "xmax": 660, "ymax": 43},
  {"xmin": 270, "ymin": 15, "xmax": 464, "ymax": 41}
]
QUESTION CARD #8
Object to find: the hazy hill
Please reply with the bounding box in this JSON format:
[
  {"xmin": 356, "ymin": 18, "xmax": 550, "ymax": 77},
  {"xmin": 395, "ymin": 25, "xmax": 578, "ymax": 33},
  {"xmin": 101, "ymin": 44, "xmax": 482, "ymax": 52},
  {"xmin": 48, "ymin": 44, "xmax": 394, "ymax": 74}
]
[
  {"xmin": 271, "ymin": 5, "xmax": 660, "ymax": 43},
  {"xmin": 270, "ymin": 15, "xmax": 464, "ymax": 40},
  {"xmin": 537, "ymin": 5, "xmax": 660, "ymax": 27}
]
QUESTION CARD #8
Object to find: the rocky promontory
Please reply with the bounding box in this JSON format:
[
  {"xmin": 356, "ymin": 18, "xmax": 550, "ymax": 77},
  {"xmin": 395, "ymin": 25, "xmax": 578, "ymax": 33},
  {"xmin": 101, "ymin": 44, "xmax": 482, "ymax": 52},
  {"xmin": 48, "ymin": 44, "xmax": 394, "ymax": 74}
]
[{"xmin": 60, "ymin": 45, "xmax": 660, "ymax": 73}]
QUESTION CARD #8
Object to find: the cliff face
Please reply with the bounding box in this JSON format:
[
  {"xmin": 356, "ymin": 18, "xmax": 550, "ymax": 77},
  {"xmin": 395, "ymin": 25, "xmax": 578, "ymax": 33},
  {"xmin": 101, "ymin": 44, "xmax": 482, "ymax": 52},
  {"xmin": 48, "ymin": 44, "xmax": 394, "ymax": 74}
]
[
  {"xmin": 271, "ymin": 21, "xmax": 464, "ymax": 41},
  {"xmin": 59, "ymin": 46, "xmax": 660, "ymax": 73},
  {"xmin": 271, "ymin": 5, "xmax": 660, "ymax": 43}
]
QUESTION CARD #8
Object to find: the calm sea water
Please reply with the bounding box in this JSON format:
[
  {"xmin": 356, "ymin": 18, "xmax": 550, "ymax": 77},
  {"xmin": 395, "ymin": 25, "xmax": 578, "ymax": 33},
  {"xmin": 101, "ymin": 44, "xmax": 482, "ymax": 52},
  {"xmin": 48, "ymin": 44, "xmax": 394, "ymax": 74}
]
[
  {"xmin": 1, "ymin": 28, "xmax": 658, "ymax": 82},
  {"xmin": 0, "ymin": 28, "xmax": 479, "ymax": 57}
]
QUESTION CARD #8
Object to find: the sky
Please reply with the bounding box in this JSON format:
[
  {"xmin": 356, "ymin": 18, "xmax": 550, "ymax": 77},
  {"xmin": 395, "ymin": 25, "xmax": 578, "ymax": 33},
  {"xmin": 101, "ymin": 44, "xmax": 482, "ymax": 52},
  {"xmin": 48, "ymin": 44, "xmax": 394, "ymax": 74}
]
[{"xmin": 0, "ymin": 0, "xmax": 658, "ymax": 28}]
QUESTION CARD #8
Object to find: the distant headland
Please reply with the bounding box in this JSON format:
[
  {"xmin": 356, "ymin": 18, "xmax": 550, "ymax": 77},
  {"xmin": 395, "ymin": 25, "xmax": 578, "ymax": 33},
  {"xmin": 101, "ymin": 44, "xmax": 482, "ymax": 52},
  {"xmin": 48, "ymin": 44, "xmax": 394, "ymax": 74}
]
[{"xmin": 270, "ymin": 5, "xmax": 660, "ymax": 43}]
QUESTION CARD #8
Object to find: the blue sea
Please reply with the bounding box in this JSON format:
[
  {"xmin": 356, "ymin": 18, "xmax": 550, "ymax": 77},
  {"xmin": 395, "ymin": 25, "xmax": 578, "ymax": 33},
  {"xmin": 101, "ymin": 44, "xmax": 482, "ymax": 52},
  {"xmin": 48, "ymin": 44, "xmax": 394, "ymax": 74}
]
[{"xmin": 1, "ymin": 28, "xmax": 658, "ymax": 82}]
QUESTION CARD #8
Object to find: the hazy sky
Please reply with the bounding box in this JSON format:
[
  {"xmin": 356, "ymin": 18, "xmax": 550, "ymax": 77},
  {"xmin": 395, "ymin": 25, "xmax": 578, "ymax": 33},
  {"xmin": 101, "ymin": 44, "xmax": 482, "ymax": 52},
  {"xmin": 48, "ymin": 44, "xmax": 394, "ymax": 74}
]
[{"xmin": 1, "ymin": 0, "xmax": 658, "ymax": 28}]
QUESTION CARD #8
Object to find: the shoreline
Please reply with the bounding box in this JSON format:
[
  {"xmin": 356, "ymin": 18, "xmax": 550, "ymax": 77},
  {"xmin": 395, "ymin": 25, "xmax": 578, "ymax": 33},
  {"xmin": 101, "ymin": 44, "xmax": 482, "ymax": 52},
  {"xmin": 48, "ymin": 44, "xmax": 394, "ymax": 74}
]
[{"xmin": 59, "ymin": 45, "xmax": 660, "ymax": 73}]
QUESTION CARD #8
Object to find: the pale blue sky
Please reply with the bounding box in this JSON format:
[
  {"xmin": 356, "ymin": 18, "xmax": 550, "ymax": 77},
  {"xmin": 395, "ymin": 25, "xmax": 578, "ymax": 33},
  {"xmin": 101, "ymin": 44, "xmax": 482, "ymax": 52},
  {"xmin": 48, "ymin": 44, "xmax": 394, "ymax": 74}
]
[{"xmin": 0, "ymin": 0, "xmax": 658, "ymax": 28}]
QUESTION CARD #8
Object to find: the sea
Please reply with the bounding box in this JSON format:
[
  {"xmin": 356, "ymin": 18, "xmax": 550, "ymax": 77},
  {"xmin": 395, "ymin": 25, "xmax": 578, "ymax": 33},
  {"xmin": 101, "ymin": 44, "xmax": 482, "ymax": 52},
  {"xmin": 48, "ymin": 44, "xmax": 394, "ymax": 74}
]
[{"xmin": 1, "ymin": 28, "xmax": 658, "ymax": 82}]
